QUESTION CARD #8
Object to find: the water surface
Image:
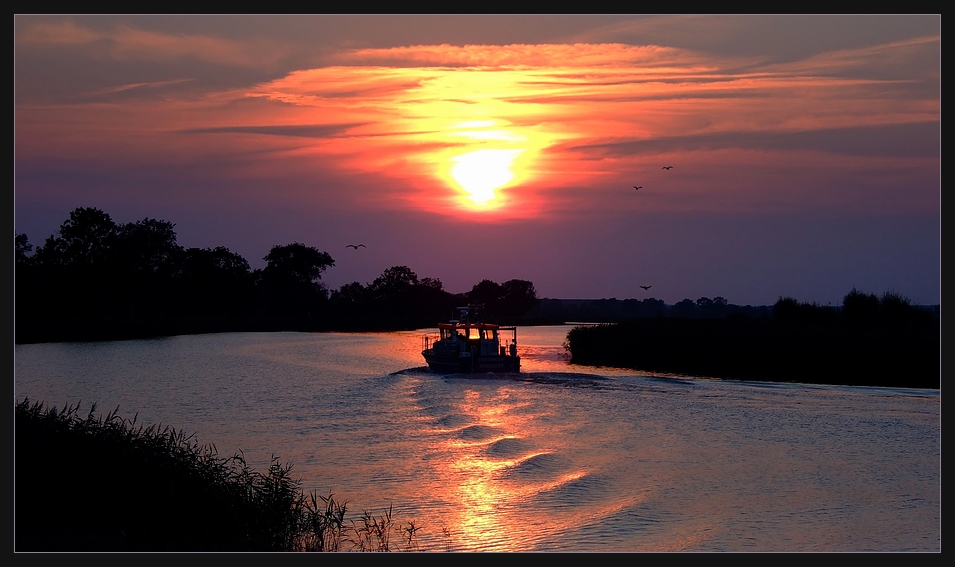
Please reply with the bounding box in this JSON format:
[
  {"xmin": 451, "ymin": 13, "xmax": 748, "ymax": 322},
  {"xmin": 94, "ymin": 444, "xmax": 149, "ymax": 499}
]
[{"xmin": 14, "ymin": 326, "xmax": 940, "ymax": 551}]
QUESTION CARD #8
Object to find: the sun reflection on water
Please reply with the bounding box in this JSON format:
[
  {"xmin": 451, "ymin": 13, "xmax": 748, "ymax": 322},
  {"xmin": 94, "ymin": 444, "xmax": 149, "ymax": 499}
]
[{"xmin": 422, "ymin": 386, "xmax": 583, "ymax": 550}]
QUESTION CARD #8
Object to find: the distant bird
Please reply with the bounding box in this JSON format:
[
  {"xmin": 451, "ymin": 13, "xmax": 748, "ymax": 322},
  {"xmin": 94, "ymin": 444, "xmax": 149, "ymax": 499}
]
[
  {"xmin": 346, "ymin": 244, "xmax": 366, "ymax": 249},
  {"xmin": 639, "ymin": 285, "xmax": 652, "ymax": 291},
  {"xmin": 634, "ymin": 186, "xmax": 642, "ymax": 190},
  {"xmin": 662, "ymin": 166, "xmax": 673, "ymax": 170}
]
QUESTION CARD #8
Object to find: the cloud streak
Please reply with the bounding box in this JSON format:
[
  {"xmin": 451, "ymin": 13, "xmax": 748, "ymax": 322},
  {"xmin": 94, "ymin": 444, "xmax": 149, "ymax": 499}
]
[{"xmin": 17, "ymin": 20, "xmax": 291, "ymax": 68}]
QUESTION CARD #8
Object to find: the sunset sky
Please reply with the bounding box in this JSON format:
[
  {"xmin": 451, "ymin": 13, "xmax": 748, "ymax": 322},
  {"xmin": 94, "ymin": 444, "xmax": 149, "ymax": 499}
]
[{"xmin": 14, "ymin": 15, "xmax": 940, "ymax": 306}]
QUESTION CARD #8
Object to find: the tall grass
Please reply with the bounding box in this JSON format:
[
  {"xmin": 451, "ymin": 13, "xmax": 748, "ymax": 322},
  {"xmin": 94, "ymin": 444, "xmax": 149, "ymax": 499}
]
[{"xmin": 15, "ymin": 399, "xmax": 433, "ymax": 552}]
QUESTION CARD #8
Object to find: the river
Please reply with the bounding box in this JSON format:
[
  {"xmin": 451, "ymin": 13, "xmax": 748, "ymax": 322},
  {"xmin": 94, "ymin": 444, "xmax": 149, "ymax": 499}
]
[{"xmin": 14, "ymin": 326, "xmax": 941, "ymax": 552}]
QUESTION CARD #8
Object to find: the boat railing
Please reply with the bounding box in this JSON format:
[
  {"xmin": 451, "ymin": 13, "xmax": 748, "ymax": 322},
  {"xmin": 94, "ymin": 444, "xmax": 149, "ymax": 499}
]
[{"xmin": 422, "ymin": 333, "xmax": 439, "ymax": 352}]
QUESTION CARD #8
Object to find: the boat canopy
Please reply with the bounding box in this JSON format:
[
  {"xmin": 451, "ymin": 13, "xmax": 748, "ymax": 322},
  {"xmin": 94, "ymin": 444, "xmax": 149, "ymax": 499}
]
[{"xmin": 437, "ymin": 322, "xmax": 500, "ymax": 329}]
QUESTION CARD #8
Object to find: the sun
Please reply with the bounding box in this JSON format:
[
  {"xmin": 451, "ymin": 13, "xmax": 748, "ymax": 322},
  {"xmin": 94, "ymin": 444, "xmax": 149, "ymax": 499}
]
[{"xmin": 450, "ymin": 149, "xmax": 522, "ymax": 206}]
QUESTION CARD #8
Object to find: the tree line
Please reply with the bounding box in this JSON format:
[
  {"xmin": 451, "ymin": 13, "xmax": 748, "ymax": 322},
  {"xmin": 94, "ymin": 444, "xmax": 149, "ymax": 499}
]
[
  {"xmin": 526, "ymin": 295, "xmax": 769, "ymax": 323},
  {"xmin": 565, "ymin": 290, "xmax": 940, "ymax": 389},
  {"xmin": 15, "ymin": 207, "xmax": 538, "ymax": 343}
]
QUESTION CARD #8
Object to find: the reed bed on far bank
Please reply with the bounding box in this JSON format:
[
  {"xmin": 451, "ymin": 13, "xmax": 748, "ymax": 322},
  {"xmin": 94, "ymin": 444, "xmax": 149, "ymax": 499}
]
[{"xmin": 15, "ymin": 399, "xmax": 425, "ymax": 552}]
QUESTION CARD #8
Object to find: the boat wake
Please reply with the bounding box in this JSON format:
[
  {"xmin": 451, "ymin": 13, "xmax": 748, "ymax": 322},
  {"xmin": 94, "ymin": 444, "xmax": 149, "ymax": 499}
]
[
  {"xmin": 388, "ymin": 366, "xmax": 432, "ymax": 376},
  {"xmin": 388, "ymin": 368, "xmax": 618, "ymax": 391},
  {"xmin": 515, "ymin": 372, "xmax": 615, "ymax": 389}
]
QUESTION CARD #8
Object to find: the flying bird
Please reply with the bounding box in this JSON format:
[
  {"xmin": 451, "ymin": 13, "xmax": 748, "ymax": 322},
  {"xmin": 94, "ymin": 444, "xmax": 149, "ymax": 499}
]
[
  {"xmin": 639, "ymin": 285, "xmax": 652, "ymax": 291},
  {"xmin": 662, "ymin": 166, "xmax": 673, "ymax": 170},
  {"xmin": 634, "ymin": 186, "xmax": 642, "ymax": 190},
  {"xmin": 346, "ymin": 244, "xmax": 366, "ymax": 249}
]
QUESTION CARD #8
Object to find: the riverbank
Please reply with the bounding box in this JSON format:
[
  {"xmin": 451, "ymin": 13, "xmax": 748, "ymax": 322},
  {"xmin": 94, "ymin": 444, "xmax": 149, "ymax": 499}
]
[
  {"xmin": 565, "ymin": 308, "xmax": 939, "ymax": 389},
  {"xmin": 15, "ymin": 399, "xmax": 424, "ymax": 552}
]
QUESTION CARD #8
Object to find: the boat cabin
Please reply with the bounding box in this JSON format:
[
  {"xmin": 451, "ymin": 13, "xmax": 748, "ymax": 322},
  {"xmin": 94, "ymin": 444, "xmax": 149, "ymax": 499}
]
[{"xmin": 422, "ymin": 305, "xmax": 520, "ymax": 373}]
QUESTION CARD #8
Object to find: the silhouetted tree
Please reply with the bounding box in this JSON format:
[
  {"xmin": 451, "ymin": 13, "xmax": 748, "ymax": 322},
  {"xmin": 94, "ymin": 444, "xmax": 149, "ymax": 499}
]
[
  {"xmin": 330, "ymin": 282, "xmax": 368, "ymax": 305},
  {"xmin": 772, "ymin": 296, "xmax": 838, "ymax": 325},
  {"xmin": 34, "ymin": 207, "xmax": 118, "ymax": 268},
  {"xmin": 772, "ymin": 297, "xmax": 801, "ymax": 320},
  {"xmin": 108, "ymin": 218, "xmax": 184, "ymax": 317},
  {"xmin": 15, "ymin": 233, "xmax": 33, "ymax": 265},
  {"xmin": 112, "ymin": 218, "xmax": 182, "ymax": 275},
  {"xmin": 15, "ymin": 234, "xmax": 39, "ymax": 334},
  {"xmin": 462, "ymin": 278, "xmax": 538, "ymax": 320},
  {"xmin": 368, "ymin": 266, "xmax": 419, "ymax": 300},
  {"xmin": 500, "ymin": 279, "xmax": 538, "ymax": 318},
  {"xmin": 260, "ymin": 243, "xmax": 334, "ymax": 289},
  {"xmin": 257, "ymin": 243, "xmax": 335, "ymax": 322},
  {"xmin": 327, "ymin": 267, "xmax": 456, "ymax": 330},
  {"xmin": 879, "ymin": 291, "xmax": 917, "ymax": 327},
  {"xmin": 467, "ymin": 280, "xmax": 503, "ymax": 308},
  {"xmin": 671, "ymin": 299, "xmax": 697, "ymax": 318},
  {"xmin": 367, "ymin": 266, "xmax": 425, "ymax": 326},
  {"xmin": 178, "ymin": 247, "xmax": 256, "ymax": 320},
  {"xmin": 29, "ymin": 207, "xmax": 120, "ymax": 319},
  {"xmin": 843, "ymin": 288, "xmax": 880, "ymax": 326},
  {"xmin": 641, "ymin": 298, "xmax": 667, "ymax": 317}
]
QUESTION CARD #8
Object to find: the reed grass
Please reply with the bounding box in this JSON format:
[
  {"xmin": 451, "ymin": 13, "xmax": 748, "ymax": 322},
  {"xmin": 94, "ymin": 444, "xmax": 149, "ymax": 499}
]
[{"xmin": 15, "ymin": 398, "xmax": 434, "ymax": 552}]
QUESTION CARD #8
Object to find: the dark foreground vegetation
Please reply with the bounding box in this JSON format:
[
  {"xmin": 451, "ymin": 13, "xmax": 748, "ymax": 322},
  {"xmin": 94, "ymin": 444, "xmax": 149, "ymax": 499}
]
[
  {"xmin": 15, "ymin": 207, "xmax": 538, "ymax": 343},
  {"xmin": 566, "ymin": 290, "xmax": 940, "ymax": 389},
  {"xmin": 15, "ymin": 399, "xmax": 433, "ymax": 552}
]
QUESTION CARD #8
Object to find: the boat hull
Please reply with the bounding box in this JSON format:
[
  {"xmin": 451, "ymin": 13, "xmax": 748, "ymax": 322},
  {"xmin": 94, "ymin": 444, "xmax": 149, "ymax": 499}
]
[{"xmin": 422, "ymin": 350, "xmax": 520, "ymax": 374}]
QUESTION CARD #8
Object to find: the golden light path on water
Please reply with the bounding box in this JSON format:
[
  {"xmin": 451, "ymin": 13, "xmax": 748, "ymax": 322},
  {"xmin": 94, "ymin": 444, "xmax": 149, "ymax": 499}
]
[
  {"xmin": 404, "ymin": 374, "xmax": 685, "ymax": 552},
  {"xmin": 413, "ymin": 366, "xmax": 651, "ymax": 551}
]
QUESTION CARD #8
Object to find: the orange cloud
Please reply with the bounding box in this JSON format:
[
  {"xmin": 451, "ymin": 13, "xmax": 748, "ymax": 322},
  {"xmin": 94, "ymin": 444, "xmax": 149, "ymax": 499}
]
[
  {"xmin": 15, "ymin": 36, "xmax": 938, "ymax": 220},
  {"xmin": 238, "ymin": 41, "xmax": 936, "ymax": 219}
]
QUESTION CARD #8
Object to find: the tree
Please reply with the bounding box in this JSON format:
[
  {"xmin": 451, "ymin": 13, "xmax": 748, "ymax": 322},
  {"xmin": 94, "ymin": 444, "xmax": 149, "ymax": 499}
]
[
  {"xmin": 113, "ymin": 218, "xmax": 183, "ymax": 276},
  {"xmin": 84, "ymin": 217, "xmax": 185, "ymax": 318},
  {"xmin": 15, "ymin": 233, "xmax": 33, "ymax": 265},
  {"xmin": 28, "ymin": 208, "xmax": 120, "ymax": 319},
  {"xmin": 15, "ymin": 234, "xmax": 39, "ymax": 326},
  {"xmin": 261, "ymin": 243, "xmax": 334, "ymax": 288},
  {"xmin": 500, "ymin": 279, "xmax": 538, "ymax": 318},
  {"xmin": 34, "ymin": 207, "xmax": 117, "ymax": 268},
  {"xmin": 466, "ymin": 279, "xmax": 502, "ymax": 307},
  {"xmin": 330, "ymin": 281, "xmax": 368, "ymax": 305},
  {"xmin": 182, "ymin": 246, "xmax": 252, "ymax": 278},
  {"xmin": 258, "ymin": 243, "xmax": 335, "ymax": 320},
  {"xmin": 773, "ymin": 297, "xmax": 802, "ymax": 322},
  {"xmin": 178, "ymin": 247, "xmax": 255, "ymax": 318},
  {"xmin": 880, "ymin": 291, "xmax": 915, "ymax": 326},
  {"xmin": 368, "ymin": 266, "xmax": 419, "ymax": 299},
  {"xmin": 842, "ymin": 288, "xmax": 880, "ymax": 326},
  {"xmin": 671, "ymin": 299, "xmax": 697, "ymax": 317}
]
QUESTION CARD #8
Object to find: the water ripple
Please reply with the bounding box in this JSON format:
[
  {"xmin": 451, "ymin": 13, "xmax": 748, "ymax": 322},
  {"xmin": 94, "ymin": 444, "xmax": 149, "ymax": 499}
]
[
  {"xmin": 497, "ymin": 451, "xmax": 568, "ymax": 479},
  {"xmin": 454, "ymin": 424, "xmax": 499, "ymax": 441},
  {"xmin": 483, "ymin": 436, "xmax": 529, "ymax": 459}
]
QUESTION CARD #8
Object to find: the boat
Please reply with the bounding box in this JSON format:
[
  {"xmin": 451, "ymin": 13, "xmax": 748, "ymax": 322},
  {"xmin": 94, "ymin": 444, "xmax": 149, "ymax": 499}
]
[{"xmin": 421, "ymin": 304, "xmax": 520, "ymax": 374}]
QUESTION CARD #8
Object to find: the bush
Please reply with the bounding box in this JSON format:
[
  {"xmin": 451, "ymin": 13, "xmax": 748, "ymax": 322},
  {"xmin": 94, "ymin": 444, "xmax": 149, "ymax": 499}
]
[{"xmin": 14, "ymin": 399, "xmax": 414, "ymax": 552}]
